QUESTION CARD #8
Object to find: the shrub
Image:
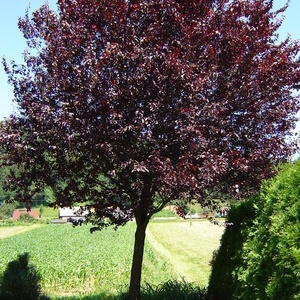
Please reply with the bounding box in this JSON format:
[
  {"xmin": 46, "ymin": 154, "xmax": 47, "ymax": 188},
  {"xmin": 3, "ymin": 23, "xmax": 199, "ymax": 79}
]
[
  {"xmin": 119, "ymin": 280, "xmax": 207, "ymax": 300},
  {"xmin": 18, "ymin": 213, "xmax": 36, "ymax": 223},
  {"xmin": 144, "ymin": 279, "xmax": 207, "ymax": 300},
  {"xmin": 0, "ymin": 252, "xmax": 49, "ymax": 300},
  {"xmin": 208, "ymin": 161, "xmax": 300, "ymax": 300},
  {"xmin": 0, "ymin": 219, "xmax": 14, "ymax": 226},
  {"xmin": 207, "ymin": 198, "xmax": 257, "ymax": 300},
  {"xmin": 39, "ymin": 205, "xmax": 44, "ymax": 218},
  {"xmin": 0, "ymin": 202, "xmax": 15, "ymax": 220}
]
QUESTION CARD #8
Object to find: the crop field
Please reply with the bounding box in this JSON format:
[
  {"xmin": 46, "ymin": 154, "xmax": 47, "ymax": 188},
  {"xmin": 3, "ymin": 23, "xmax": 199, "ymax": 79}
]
[
  {"xmin": 0, "ymin": 222, "xmax": 175, "ymax": 297},
  {"xmin": 0, "ymin": 219, "xmax": 224, "ymax": 298}
]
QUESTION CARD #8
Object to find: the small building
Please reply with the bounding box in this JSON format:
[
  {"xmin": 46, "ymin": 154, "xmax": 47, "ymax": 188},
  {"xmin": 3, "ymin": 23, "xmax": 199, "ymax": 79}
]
[{"xmin": 58, "ymin": 207, "xmax": 89, "ymax": 221}]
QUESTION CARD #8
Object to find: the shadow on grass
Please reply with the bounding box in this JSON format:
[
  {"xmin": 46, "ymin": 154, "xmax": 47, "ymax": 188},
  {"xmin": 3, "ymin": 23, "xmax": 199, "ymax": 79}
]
[
  {"xmin": 0, "ymin": 252, "xmax": 50, "ymax": 300},
  {"xmin": 52, "ymin": 280, "xmax": 207, "ymax": 300}
]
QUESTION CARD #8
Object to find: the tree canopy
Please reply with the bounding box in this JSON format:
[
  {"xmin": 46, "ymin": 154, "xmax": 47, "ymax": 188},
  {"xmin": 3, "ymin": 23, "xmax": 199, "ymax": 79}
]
[{"xmin": 1, "ymin": 0, "xmax": 300, "ymax": 298}]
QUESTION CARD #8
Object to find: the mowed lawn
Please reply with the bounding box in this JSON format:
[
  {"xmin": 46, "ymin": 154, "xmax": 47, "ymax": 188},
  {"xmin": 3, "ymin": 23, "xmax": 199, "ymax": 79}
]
[
  {"xmin": 0, "ymin": 224, "xmax": 41, "ymax": 239},
  {"xmin": 147, "ymin": 219, "xmax": 224, "ymax": 285}
]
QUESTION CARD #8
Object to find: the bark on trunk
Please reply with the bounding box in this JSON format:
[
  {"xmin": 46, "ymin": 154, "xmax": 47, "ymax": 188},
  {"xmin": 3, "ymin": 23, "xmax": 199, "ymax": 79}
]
[{"xmin": 128, "ymin": 216, "xmax": 149, "ymax": 300}]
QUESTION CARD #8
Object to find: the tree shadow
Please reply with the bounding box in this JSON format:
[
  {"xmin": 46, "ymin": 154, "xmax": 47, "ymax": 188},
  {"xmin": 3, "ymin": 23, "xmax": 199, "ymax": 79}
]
[{"xmin": 0, "ymin": 252, "xmax": 50, "ymax": 300}]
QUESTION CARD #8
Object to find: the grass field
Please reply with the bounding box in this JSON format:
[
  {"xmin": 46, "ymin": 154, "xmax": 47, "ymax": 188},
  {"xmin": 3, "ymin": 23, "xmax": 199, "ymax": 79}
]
[
  {"xmin": 0, "ymin": 219, "xmax": 224, "ymax": 298},
  {"xmin": 147, "ymin": 220, "xmax": 224, "ymax": 285},
  {"xmin": 0, "ymin": 224, "xmax": 41, "ymax": 239}
]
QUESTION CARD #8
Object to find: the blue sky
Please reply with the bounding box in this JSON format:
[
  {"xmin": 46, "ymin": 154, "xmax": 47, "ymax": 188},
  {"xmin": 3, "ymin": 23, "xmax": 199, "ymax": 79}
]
[{"xmin": 0, "ymin": 0, "xmax": 299, "ymax": 121}]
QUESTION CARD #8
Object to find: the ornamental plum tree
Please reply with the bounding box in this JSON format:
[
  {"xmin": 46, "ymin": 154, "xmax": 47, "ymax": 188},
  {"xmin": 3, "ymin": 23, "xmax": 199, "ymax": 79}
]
[{"xmin": 1, "ymin": 0, "xmax": 300, "ymax": 298}]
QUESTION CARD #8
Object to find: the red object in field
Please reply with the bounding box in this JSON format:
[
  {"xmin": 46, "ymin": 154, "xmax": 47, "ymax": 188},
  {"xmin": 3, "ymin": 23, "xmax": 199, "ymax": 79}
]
[{"xmin": 12, "ymin": 209, "xmax": 39, "ymax": 220}]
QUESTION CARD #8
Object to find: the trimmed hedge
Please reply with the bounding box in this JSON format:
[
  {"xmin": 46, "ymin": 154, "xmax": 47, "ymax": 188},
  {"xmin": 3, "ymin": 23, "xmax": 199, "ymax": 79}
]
[{"xmin": 208, "ymin": 161, "xmax": 300, "ymax": 300}]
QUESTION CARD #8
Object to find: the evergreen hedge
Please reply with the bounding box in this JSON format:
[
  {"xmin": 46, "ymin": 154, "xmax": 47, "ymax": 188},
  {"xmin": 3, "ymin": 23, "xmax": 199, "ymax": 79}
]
[{"xmin": 208, "ymin": 161, "xmax": 300, "ymax": 300}]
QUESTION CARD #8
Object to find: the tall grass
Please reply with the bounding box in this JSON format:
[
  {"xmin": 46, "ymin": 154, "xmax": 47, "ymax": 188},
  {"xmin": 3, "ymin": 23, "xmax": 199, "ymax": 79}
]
[{"xmin": 51, "ymin": 280, "xmax": 207, "ymax": 300}]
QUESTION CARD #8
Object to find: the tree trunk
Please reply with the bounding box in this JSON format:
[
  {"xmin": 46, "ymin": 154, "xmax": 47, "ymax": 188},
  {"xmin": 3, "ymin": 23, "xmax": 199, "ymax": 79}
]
[{"xmin": 128, "ymin": 216, "xmax": 149, "ymax": 300}]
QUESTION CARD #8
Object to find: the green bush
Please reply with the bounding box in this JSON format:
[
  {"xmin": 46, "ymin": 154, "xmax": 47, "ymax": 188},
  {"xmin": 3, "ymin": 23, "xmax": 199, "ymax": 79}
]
[
  {"xmin": 39, "ymin": 205, "xmax": 44, "ymax": 218},
  {"xmin": 0, "ymin": 253, "xmax": 49, "ymax": 300},
  {"xmin": 0, "ymin": 219, "xmax": 14, "ymax": 226},
  {"xmin": 143, "ymin": 279, "xmax": 207, "ymax": 300},
  {"xmin": 208, "ymin": 161, "xmax": 300, "ymax": 300},
  {"xmin": 119, "ymin": 279, "xmax": 207, "ymax": 299},
  {"xmin": 0, "ymin": 202, "xmax": 15, "ymax": 220},
  {"xmin": 18, "ymin": 213, "xmax": 37, "ymax": 223},
  {"xmin": 208, "ymin": 198, "xmax": 257, "ymax": 300}
]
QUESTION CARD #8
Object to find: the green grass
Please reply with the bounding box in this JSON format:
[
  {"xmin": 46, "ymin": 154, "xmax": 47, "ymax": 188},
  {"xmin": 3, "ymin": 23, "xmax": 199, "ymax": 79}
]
[
  {"xmin": 0, "ymin": 219, "xmax": 224, "ymax": 298},
  {"xmin": 39, "ymin": 205, "xmax": 60, "ymax": 219},
  {"xmin": 0, "ymin": 224, "xmax": 41, "ymax": 239},
  {"xmin": 152, "ymin": 207, "xmax": 178, "ymax": 218},
  {"xmin": 50, "ymin": 279, "xmax": 208, "ymax": 300},
  {"xmin": 147, "ymin": 219, "xmax": 224, "ymax": 285}
]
